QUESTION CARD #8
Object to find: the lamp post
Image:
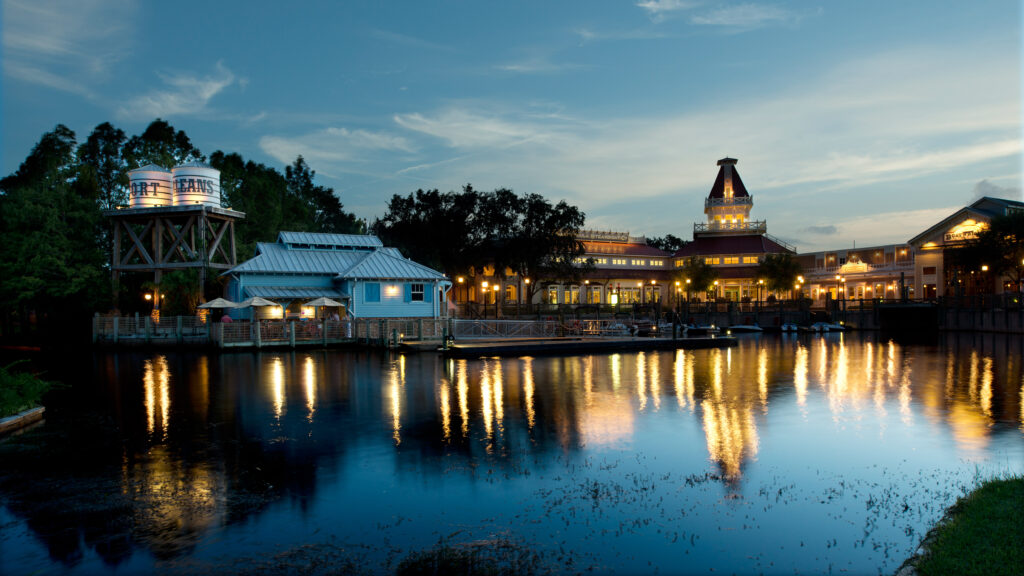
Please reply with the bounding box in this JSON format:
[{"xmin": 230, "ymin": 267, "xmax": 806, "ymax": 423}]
[{"xmin": 493, "ymin": 284, "xmax": 501, "ymax": 318}]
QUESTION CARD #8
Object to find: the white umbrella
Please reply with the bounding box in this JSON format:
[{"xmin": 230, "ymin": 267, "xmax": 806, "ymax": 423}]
[
  {"xmin": 198, "ymin": 297, "xmax": 238, "ymax": 309},
  {"xmin": 237, "ymin": 296, "xmax": 281, "ymax": 308},
  {"xmin": 304, "ymin": 296, "xmax": 344, "ymax": 307},
  {"xmin": 237, "ymin": 296, "xmax": 282, "ymax": 321}
]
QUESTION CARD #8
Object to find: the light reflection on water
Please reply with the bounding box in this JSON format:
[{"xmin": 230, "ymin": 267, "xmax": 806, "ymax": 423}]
[{"xmin": 3, "ymin": 333, "xmax": 1024, "ymax": 575}]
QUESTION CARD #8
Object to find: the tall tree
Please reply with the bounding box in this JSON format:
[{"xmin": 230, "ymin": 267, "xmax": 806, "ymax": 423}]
[
  {"xmin": 0, "ymin": 125, "xmax": 107, "ymax": 338},
  {"xmin": 77, "ymin": 122, "xmax": 128, "ymax": 210},
  {"xmin": 504, "ymin": 192, "xmax": 590, "ymax": 304},
  {"xmin": 284, "ymin": 156, "xmax": 363, "ymax": 234},
  {"xmin": 121, "ymin": 119, "xmax": 201, "ymax": 169}
]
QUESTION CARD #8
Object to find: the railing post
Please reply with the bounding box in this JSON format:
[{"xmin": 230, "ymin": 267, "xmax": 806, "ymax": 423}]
[
  {"xmin": 322, "ymin": 318, "xmax": 328, "ymax": 346},
  {"xmin": 145, "ymin": 317, "xmax": 151, "ymax": 344},
  {"xmin": 177, "ymin": 316, "xmax": 183, "ymax": 344},
  {"xmin": 418, "ymin": 319, "xmax": 423, "ymax": 341},
  {"xmin": 289, "ymin": 322, "xmax": 296, "ymax": 348},
  {"xmin": 255, "ymin": 322, "xmax": 262, "ymax": 348},
  {"xmin": 113, "ymin": 316, "xmax": 120, "ymax": 344}
]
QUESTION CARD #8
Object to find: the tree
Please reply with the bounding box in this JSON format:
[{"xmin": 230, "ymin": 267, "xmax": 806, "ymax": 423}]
[
  {"xmin": 954, "ymin": 212, "xmax": 1024, "ymax": 294},
  {"xmin": 121, "ymin": 119, "xmax": 201, "ymax": 169},
  {"xmin": 756, "ymin": 253, "xmax": 802, "ymax": 298},
  {"xmin": 77, "ymin": 122, "xmax": 128, "ymax": 210},
  {"xmin": 284, "ymin": 156, "xmax": 363, "ymax": 234},
  {"xmin": 674, "ymin": 257, "xmax": 718, "ymax": 298},
  {"xmin": 647, "ymin": 234, "xmax": 687, "ymax": 253},
  {"xmin": 0, "ymin": 125, "xmax": 107, "ymax": 338}
]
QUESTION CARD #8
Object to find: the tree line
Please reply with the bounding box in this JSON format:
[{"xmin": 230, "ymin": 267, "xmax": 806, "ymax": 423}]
[{"xmin": 0, "ymin": 119, "xmax": 363, "ymax": 341}]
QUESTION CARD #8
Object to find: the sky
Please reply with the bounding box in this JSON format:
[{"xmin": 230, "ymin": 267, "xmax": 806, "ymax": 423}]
[{"xmin": 2, "ymin": 0, "xmax": 1021, "ymax": 251}]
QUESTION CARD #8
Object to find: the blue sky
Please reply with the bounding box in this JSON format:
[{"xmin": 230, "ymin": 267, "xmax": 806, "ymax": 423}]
[{"xmin": 2, "ymin": 0, "xmax": 1021, "ymax": 251}]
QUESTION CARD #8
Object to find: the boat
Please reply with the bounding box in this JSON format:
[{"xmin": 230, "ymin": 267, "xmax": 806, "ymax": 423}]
[
  {"xmin": 779, "ymin": 323, "xmax": 799, "ymax": 332},
  {"xmin": 805, "ymin": 321, "xmax": 846, "ymax": 332},
  {"xmin": 727, "ymin": 324, "xmax": 763, "ymax": 333},
  {"xmin": 685, "ymin": 324, "xmax": 720, "ymax": 336}
]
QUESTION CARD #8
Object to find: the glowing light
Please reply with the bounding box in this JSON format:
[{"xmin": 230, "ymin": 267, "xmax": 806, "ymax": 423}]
[
  {"xmin": 636, "ymin": 352, "xmax": 647, "ymax": 412},
  {"xmin": 523, "ymin": 357, "xmax": 536, "ymax": 429},
  {"xmin": 304, "ymin": 356, "xmax": 316, "ymax": 422},
  {"xmin": 794, "ymin": 345, "xmax": 808, "ymax": 407},
  {"xmin": 143, "ymin": 356, "xmax": 171, "ymax": 440},
  {"xmin": 457, "ymin": 360, "xmax": 469, "ymax": 437},
  {"xmin": 271, "ymin": 356, "xmax": 285, "ymax": 420}
]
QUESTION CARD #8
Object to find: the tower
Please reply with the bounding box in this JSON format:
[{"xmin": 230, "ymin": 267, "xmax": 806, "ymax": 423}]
[
  {"xmin": 105, "ymin": 162, "xmax": 245, "ymax": 315},
  {"xmin": 701, "ymin": 157, "xmax": 757, "ymax": 233}
]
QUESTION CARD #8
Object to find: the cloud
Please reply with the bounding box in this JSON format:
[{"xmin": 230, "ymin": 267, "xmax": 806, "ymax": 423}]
[
  {"xmin": 118, "ymin": 62, "xmax": 240, "ymax": 120},
  {"xmin": 970, "ymin": 179, "xmax": 1022, "ymax": 203},
  {"xmin": 690, "ymin": 3, "xmax": 799, "ymax": 30},
  {"xmin": 394, "ymin": 108, "xmax": 568, "ymax": 149},
  {"xmin": 260, "ymin": 126, "xmax": 416, "ymax": 168},
  {"xmin": 2, "ymin": 0, "xmax": 135, "ymax": 95},
  {"xmin": 636, "ymin": 0, "xmax": 700, "ymax": 20},
  {"xmin": 804, "ymin": 225, "xmax": 838, "ymax": 235},
  {"xmin": 495, "ymin": 57, "xmax": 591, "ymax": 74},
  {"xmin": 367, "ymin": 28, "xmax": 453, "ymax": 52}
]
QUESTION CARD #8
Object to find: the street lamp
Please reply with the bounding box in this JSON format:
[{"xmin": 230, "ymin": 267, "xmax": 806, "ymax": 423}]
[
  {"xmin": 757, "ymin": 279, "xmax": 764, "ymax": 303},
  {"xmin": 493, "ymin": 284, "xmax": 500, "ymax": 318}
]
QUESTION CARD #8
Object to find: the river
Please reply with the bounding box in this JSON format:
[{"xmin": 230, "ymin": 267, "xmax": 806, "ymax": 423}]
[{"xmin": 1, "ymin": 332, "xmax": 1022, "ymax": 574}]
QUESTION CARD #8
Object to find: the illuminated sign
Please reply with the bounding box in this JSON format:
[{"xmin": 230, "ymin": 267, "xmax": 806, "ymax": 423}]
[{"xmin": 943, "ymin": 219, "xmax": 986, "ymax": 243}]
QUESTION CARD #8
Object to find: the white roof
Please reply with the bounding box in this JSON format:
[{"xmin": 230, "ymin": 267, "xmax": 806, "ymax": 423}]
[{"xmin": 226, "ymin": 240, "xmax": 446, "ymax": 281}]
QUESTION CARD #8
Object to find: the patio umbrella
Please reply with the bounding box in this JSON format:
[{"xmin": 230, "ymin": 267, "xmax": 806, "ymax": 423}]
[
  {"xmin": 237, "ymin": 296, "xmax": 281, "ymax": 308},
  {"xmin": 237, "ymin": 296, "xmax": 282, "ymax": 321},
  {"xmin": 304, "ymin": 296, "xmax": 344, "ymax": 308},
  {"xmin": 197, "ymin": 297, "xmax": 238, "ymax": 309}
]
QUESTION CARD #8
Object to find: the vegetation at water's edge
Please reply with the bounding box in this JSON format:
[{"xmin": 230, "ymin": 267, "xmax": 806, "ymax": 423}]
[
  {"xmin": 0, "ymin": 362, "xmax": 53, "ymax": 418},
  {"xmin": 907, "ymin": 476, "xmax": 1023, "ymax": 576}
]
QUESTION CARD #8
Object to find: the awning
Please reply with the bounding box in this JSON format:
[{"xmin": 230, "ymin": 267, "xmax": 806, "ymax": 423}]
[{"xmin": 244, "ymin": 286, "xmax": 349, "ymax": 300}]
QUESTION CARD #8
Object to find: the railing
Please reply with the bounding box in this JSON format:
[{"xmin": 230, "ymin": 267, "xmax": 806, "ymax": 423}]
[
  {"xmin": 704, "ymin": 196, "xmax": 753, "ymax": 208},
  {"xmin": 694, "ymin": 220, "xmax": 767, "ymax": 234},
  {"xmin": 451, "ymin": 319, "xmax": 558, "ymax": 339}
]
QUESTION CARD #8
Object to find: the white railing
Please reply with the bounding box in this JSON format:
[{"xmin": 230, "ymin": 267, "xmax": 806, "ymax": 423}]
[{"xmin": 694, "ymin": 221, "xmax": 767, "ymax": 234}]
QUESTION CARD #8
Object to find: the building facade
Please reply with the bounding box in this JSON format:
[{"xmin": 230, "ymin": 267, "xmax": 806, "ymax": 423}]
[
  {"xmin": 224, "ymin": 232, "xmax": 451, "ymax": 319},
  {"xmin": 672, "ymin": 158, "xmax": 795, "ymax": 301}
]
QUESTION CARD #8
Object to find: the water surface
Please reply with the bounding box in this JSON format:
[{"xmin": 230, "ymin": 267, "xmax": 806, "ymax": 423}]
[{"xmin": 1, "ymin": 332, "xmax": 1022, "ymax": 574}]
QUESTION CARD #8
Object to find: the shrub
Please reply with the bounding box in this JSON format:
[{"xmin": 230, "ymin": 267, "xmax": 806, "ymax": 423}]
[{"xmin": 0, "ymin": 361, "xmax": 53, "ymax": 418}]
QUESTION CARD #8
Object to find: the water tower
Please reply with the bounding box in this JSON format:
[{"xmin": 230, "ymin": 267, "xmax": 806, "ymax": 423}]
[{"xmin": 106, "ymin": 162, "xmax": 245, "ymax": 314}]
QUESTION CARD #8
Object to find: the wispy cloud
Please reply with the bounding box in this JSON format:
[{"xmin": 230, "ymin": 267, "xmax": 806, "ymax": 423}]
[
  {"xmin": 495, "ymin": 56, "xmax": 592, "ymax": 74},
  {"xmin": 2, "ymin": 0, "xmax": 135, "ymax": 95},
  {"xmin": 367, "ymin": 28, "xmax": 453, "ymax": 52},
  {"xmin": 690, "ymin": 3, "xmax": 799, "ymax": 30},
  {"xmin": 636, "ymin": 0, "xmax": 701, "ymax": 21},
  {"xmin": 370, "ymin": 42, "xmax": 1018, "ymax": 246},
  {"xmin": 260, "ymin": 126, "xmax": 416, "ymax": 168},
  {"xmin": 804, "ymin": 225, "xmax": 838, "ymax": 235},
  {"xmin": 117, "ymin": 62, "xmax": 240, "ymax": 120}
]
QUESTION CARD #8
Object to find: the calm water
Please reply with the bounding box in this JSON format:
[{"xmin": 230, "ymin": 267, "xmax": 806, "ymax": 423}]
[{"xmin": 1, "ymin": 333, "xmax": 1022, "ymax": 575}]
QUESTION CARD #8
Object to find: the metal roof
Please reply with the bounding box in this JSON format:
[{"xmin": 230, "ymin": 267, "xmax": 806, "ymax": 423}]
[
  {"xmin": 277, "ymin": 231, "xmax": 384, "ymax": 249},
  {"xmin": 226, "ymin": 239, "xmax": 447, "ymax": 281},
  {"xmin": 244, "ymin": 286, "xmax": 348, "ymax": 300},
  {"xmin": 342, "ymin": 250, "xmax": 448, "ymax": 280},
  {"xmin": 584, "ymin": 241, "xmax": 671, "ymax": 257},
  {"xmin": 129, "ymin": 163, "xmax": 170, "ymax": 173},
  {"xmin": 228, "ymin": 242, "xmax": 367, "ymax": 274}
]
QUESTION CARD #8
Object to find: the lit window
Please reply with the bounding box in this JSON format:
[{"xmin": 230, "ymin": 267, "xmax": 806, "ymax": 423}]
[
  {"xmin": 723, "ymin": 257, "xmax": 739, "ymax": 264},
  {"xmin": 705, "ymin": 257, "xmax": 718, "ymax": 265},
  {"xmin": 743, "ymin": 256, "xmax": 759, "ymax": 264}
]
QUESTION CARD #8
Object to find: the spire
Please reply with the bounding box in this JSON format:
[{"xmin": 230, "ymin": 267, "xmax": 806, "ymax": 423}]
[{"xmin": 708, "ymin": 157, "xmax": 749, "ymax": 199}]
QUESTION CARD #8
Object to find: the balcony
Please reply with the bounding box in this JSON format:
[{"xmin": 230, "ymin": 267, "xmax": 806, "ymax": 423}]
[
  {"xmin": 705, "ymin": 196, "xmax": 753, "ymax": 209},
  {"xmin": 694, "ymin": 220, "xmax": 767, "ymax": 234}
]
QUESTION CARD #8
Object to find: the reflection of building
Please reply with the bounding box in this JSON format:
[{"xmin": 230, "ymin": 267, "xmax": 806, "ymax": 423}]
[
  {"xmin": 673, "ymin": 158, "xmax": 795, "ymax": 301},
  {"xmin": 908, "ymin": 197, "xmax": 1024, "ymax": 298},
  {"xmin": 225, "ymin": 232, "xmax": 451, "ymax": 319}
]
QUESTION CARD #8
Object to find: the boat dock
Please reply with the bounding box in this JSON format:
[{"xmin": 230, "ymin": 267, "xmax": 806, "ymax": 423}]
[{"xmin": 437, "ymin": 335, "xmax": 736, "ymax": 358}]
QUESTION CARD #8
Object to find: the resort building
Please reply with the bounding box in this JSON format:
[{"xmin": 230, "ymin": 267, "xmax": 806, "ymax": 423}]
[
  {"xmin": 224, "ymin": 232, "xmax": 451, "ymax": 319},
  {"xmin": 574, "ymin": 231, "xmax": 672, "ymax": 306},
  {"xmin": 908, "ymin": 197, "xmax": 1024, "ymax": 298},
  {"xmin": 796, "ymin": 244, "xmax": 915, "ymax": 303},
  {"xmin": 672, "ymin": 158, "xmax": 795, "ymax": 301}
]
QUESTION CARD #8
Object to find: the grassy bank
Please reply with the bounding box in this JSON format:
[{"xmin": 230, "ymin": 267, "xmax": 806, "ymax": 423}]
[
  {"xmin": 905, "ymin": 476, "xmax": 1023, "ymax": 576},
  {"xmin": 0, "ymin": 362, "xmax": 53, "ymax": 418}
]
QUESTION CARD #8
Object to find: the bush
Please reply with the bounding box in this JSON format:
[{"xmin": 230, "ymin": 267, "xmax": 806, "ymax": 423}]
[{"xmin": 0, "ymin": 361, "xmax": 53, "ymax": 418}]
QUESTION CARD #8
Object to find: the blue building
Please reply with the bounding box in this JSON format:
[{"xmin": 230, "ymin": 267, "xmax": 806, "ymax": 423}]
[{"xmin": 224, "ymin": 232, "xmax": 451, "ymax": 319}]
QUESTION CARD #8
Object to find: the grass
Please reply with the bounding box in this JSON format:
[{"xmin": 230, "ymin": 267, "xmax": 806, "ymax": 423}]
[
  {"xmin": 0, "ymin": 361, "xmax": 53, "ymax": 418},
  {"xmin": 395, "ymin": 538, "xmax": 542, "ymax": 576},
  {"xmin": 909, "ymin": 476, "xmax": 1023, "ymax": 576}
]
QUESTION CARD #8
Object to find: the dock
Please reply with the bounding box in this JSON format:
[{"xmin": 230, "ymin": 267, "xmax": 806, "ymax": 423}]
[{"xmin": 437, "ymin": 335, "xmax": 736, "ymax": 358}]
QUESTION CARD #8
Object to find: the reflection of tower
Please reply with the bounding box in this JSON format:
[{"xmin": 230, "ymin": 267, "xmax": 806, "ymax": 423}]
[
  {"xmin": 105, "ymin": 162, "xmax": 245, "ymax": 313},
  {"xmin": 701, "ymin": 400, "xmax": 759, "ymax": 480}
]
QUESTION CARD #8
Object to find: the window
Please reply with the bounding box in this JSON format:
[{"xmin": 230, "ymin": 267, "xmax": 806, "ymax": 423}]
[
  {"xmin": 650, "ymin": 260, "xmax": 664, "ymax": 266},
  {"xmin": 705, "ymin": 257, "xmax": 718, "ymax": 265},
  {"xmin": 546, "ymin": 285, "xmax": 559, "ymax": 304},
  {"xmin": 612, "ymin": 258, "xmax": 627, "ymax": 265},
  {"xmin": 365, "ymin": 283, "xmax": 380, "ymax": 302},
  {"xmin": 589, "ymin": 285, "xmax": 601, "ymax": 304},
  {"xmin": 743, "ymin": 256, "xmax": 759, "ymax": 264},
  {"xmin": 567, "ymin": 285, "xmax": 580, "ymax": 304},
  {"xmin": 410, "ymin": 283, "xmax": 424, "ymax": 301},
  {"xmin": 675, "ymin": 260, "xmax": 685, "ymax": 267},
  {"xmin": 723, "ymin": 257, "xmax": 739, "ymax": 264},
  {"xmin": 923, "ymin": 266, "xmax": 936, "ymax": 275},
  {"xmin": 632, "ymin": 259, "xmax": 645, "ymax": 266},
  {"xmin": 505, "ymin": 284, "xmax": 517, "ymax": 303}
]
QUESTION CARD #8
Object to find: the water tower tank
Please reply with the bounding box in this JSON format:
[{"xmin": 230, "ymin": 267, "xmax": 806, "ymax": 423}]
[
  {"xmin": 172, "ymin": 161, "xmax": 221, "ymax": 207},
  {"xmin": 127, "ymin": 164, "xmax": 173, "ymax": 208}
]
